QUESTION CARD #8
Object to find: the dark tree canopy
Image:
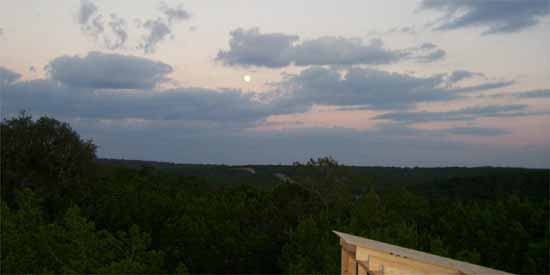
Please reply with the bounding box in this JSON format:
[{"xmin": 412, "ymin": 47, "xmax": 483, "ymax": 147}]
[
  {"xmin": 1, "ymin": 115, "xmax": 548, "ymax": 274},
  {"xmin": 1, "ymin": 113, "xmax": 97, "ymax": 211}
]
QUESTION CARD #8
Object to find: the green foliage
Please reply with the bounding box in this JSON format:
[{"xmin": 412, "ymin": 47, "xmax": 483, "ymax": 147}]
[
  {"xmin": 1, "ymin": 115, "xmax": 548, "ymax": 274},
  {"xmin": 279, "ymin": 215, "xmax": 339, "ymax": 274},
  {"xmin": 1, "ymin": 188, "xmax": 164, "ymax": 274},
  {"xmin": 1, "ymin": 113, "xmax": 97, "ymax": 215}
]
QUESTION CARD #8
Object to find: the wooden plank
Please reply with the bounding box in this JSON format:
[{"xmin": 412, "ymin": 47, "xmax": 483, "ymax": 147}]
[
  {"xmin": 356, "ymin": 246, "xmax": 462, "ymax": 275},
  {"xmin": 334, "ymin": 231, "xmax": 511, "ymax": 275}
]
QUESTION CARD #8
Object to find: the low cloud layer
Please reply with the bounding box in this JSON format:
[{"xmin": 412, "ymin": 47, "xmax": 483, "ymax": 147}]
[
  {"xmin": 0, "ymin": 67, "xmax": 22, "ymax": 85},
  {"xmin": 446, "ymin": 69, "xmax": 485, "ymax": 84},
  {"xmin": 511, "ymin": 89, "xmax": 550, "ymax": 99},
  {"xmin": 3, "ymin": 81, "xmax": 279, "ymax": 125},
  {"xmin": 270, "ymin": 66, "xmax": 512, "ymax": 111},
  {"xmin": 2, "ymin": 51, "xmax": 548, "ymax": 167},
  {"xmin": 373, "ymin": 104, "xmax": 546, "ymax": 124},
  {"xmin": 1, "ymin": 52, "xmax": 540, "ymax": 135},
  {"xmin": 47, "ymin": 52, "xmax": 173, "ymax": 89},
  {"xmin": 72, "ymin": 122, "xmax": 548, "ymax": 168},
  {"xmin": 216, "ymin": 28, "xmax": 446, "ymax": 68},
  {"xmin": 420, "ymin": 0, "xmax": 550, "ymax": 34}
]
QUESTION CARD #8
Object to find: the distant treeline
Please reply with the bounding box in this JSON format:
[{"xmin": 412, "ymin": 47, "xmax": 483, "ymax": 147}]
[{"xmin": 1, "ymin": 114, "xmax": 548, "ymax": 274}]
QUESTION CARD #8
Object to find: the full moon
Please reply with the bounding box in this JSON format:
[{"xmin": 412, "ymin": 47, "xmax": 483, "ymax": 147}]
[{"xmin": 243, "ymin": 75, "xmax": 252, "ymax": 82}]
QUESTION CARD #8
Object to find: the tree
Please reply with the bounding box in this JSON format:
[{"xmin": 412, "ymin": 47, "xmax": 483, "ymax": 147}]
[
  {"xmin": 279, "ymin": 215, "xmax": 339, "ymax": 274},
  {"xmin": 1, "ymin": 113, "xmax": 97, "ymax": 214},
  {"xmin": 1, "ymin": 188, "xmax": 165, "ymax": 274}
]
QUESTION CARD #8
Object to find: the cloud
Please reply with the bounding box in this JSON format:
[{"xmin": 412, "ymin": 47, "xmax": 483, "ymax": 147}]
[
  {"xmin": 289, "ymin": 37, "xmax": 405, "ymax": 66},
  {"xmin": 4, "ymin": 52, "xmax": 521, "ymax": 131},
  {"xmin": 216, "ymin": 28, "xmax": 299, "ymax": 68},
  {"xmin": 270, "ymin": 66, "xmax": 512, "ymax": 111},
  {"xmin": 372, "ymin": 123, "xmax": 510, "ymax": 137},
  {"xmin": 444, "ymin": 127, "xmax": 511, "ymax": 136},
  {"xmin": 77, "ymin": 1, "xmax": 190, "ymax": 52},
  {"xmin": 419, "ymin": 0, "xmax": 550, "ymax": 34},
  {"xmin": 448, "ymin": 80, "xmax": 515, "ymax": 94},
  {"xmin": 414, "ymin": 49, "xmax": 446, "ymax": 63},
  {"xmin": 70, "ymin": 122, "xmax": 548, "ymax": 168},
  {"xmin": 138, "ymin": 3, "xmax": 191, "ymax": 53},
  {"xmin": 367, "ymin": 26, "xmax": 419, "ymax": 37},
  {"xmin": 446, "ymin": 69, "xmax": 485, "ymax": 84},
  {"xmin": 373, "ymin": 104, "xmax": 545, "ymax": 124},
  {"xmin": 216, "ymin": 28, "xmax": 446, "ymax": 68},
  {"xmin": 46, "ymin": 52, "xmax": 173, "ymax": 89},
  {"xmin": 77, "ymin": 0, "xmax": 128, "ymax": 50},
  {"xmin": 160, "ymin": 2, "xmax": 190, "ymax": 23},
  {"xmin": 139, "ymin": 19, "xmax": 172, "ymax": 54},
  {"xmin": 4, "ymin": 58, "xmax": 498, "ymax": 125},
  {"xmin": 3, "ymin": 53, "xmax": 548, "ymax": 168},
  {"xmin": 0, "ymin": 67, "xmax": 22, "ymax": 85},
  {"xmin": 104, "ymin": 14, "xmax": 128, "ymax": 50},
  {"xmin": 78, "ymin": 0, "xmax": 103, "ymax": 39},
  {"xmin": 2, "ymin": 79, "xmax": 289, "ymax": 126},
  {"xmin": 512, "ymin": 89, "xmax": 550, "ymax": 99},
  {"xmin": 78, "ymin": 0, "xmax": 97, "ymax": 25},
  {"xmin": 420, "ymin": 42, "xmax": 436, "ymax": 49}
]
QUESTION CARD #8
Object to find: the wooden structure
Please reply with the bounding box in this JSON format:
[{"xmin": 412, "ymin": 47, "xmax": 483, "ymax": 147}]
[{"xmin": 334, "ymin": 231, "xmax": 512, "ymax": 275}]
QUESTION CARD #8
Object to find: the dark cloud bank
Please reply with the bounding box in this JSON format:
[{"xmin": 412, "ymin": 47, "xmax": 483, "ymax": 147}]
[{"xmin": 2, "ymin": 51, "xmax": 549, "ymax": 167}]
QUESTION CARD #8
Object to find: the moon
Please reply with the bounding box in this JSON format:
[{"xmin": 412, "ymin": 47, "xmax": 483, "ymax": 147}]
[{"xmin": 243, "ymin": 75, "xmax": 252, "ymax": 82}]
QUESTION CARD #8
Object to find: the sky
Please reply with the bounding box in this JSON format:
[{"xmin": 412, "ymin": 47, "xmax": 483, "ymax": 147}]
[{"xmin": 1, "ymin": 0, "xmax": 549, "ymax": 167}]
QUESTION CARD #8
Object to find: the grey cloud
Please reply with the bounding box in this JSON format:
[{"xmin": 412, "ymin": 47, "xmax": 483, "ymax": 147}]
[
  {"xmin": 217, "ymin": 28, "xmax": 446, "ymax": 68},
  {"xmin": 420, "ymin": 42, "xmax": 437, "ymax": 49},
  {"xmin": 513, "ymin": 89, "xmax": 550, "ymax": 98},
  {"xmin": 447, "ymin": 69, "xmax": 485, "ymax": 84},
  {"xmin": 78, "ymin": 1, "xmax": 128, "ymax": 50},
  {"xmin": 414, "ymin": 48, "xmax": 446, "ymax": 63},
  {"xmin": 4, "ymin": 58, "xmax": 548, "ymax": 168},
  {"xmin": 140, "ymin": 19, "xmax": 172, "ymax": 54},
  {"xmin": 269, "ymin": 66, "xmax": 508, "ymax": 111},
  {"xmin": 70, "ymin": 122, "xmax": 548, "ymax": 168},
  {"xmin": 290, "ymin": 37, "xmax": 404, "ymax": 66},
  {"xmin": 138, "ymin": 3, "xmax": 191, "ymax": 54},
  {"xmin": 216, "ymin": 28, "xmax": 299, "ymax": 68},
  {"xmin": 160, "ymin": 2, "xmax": 190, "ymax": 23},
  {"xmin": 47, "ymin": 52, "xmax": 173, "ymax": 89},
  {"xmin": 78, "ymin": 0, "xmax": 97, "ymax": 25},
  {"xmin": 420, "ymin": 0, "xmax": 549, "ymax": 34},
  {"xmin": 105, "ymin": 14, "xmax": 128, "ymax": 50},
  {"xmin": 0, "ymin": 67, "xmax": 21, "ymax": 85},
  {"xmin": 77, "ymin": 1, "xmax": 190, "ymax": 52},
  {"xmin": 3, "ymin": 52, "xmax": 528, "ymax": 129},
  {"xmin": 373, "ymin": 104, "xmax": 537, "ymax": 124},
  {"xmin": 367, "ymin": 26, "xmax": 418, "ymax": 36},
  {"xmin": 372, "ymin": 123, "xmax": 510, "ymax": 137},
  {"xmin": 2, "ymin": 79, "xmax": 276, "ymax": 125},
  {"xmin": 444, "ymin": 127, "xmax": 510, "ymax": 136},
  {"xmin": 448, "ymin": 80, "xmax": 515, "ymax": 94}
]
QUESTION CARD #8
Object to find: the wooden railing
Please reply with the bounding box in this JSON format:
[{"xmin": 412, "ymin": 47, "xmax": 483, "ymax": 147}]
[{"xmin": 335, "ymin": 231, "xmax": 512, "ymax": 275}]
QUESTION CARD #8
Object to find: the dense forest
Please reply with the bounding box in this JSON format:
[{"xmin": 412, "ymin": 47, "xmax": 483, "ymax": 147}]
[{"xmin": 1, "ymin": 114, "xmax": 548, "ymax": 274}]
